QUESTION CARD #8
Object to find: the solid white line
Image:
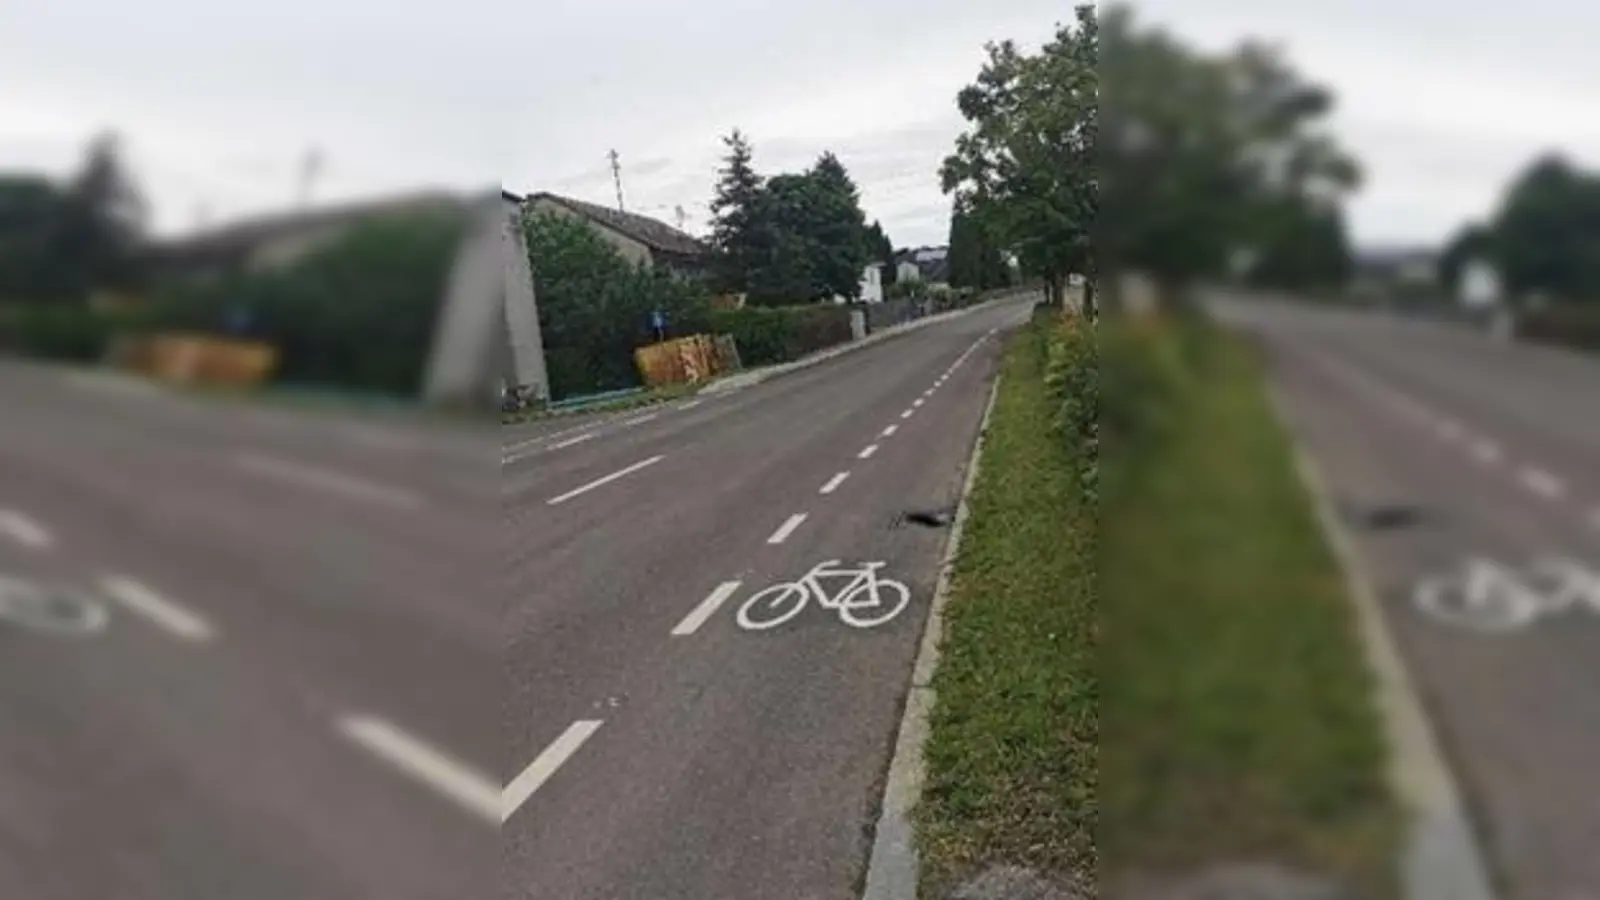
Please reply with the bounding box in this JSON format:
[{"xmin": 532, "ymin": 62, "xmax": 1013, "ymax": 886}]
[
  {"xmin": 0, "ymin": 510, "xmax": 52, "ymax": 549},
  {"xmin": 881, "ymin": 425, "xmax": 899, "ymax": 438},
  {"xmin": 820, "ymin": 472, "xmax": 851, "ymax": 495},
  {"xmin": 1519, "ymin": 468, "xmax": 1566, "ymax": 500},
  {"xmin": 101, "ymin": 576, "xmax": 215, "ymax": 642},
  {"xmin": 671, "ymin": 580, "xmax": 743, "ymax": 636},
  {"xmin": 767, "ymin": 513, "xmax": 808, "ymax": 545},
  {"xmin": 622, "ymin": 412, "xmax": 658, "ymax": 427},
  {"xmin": 337, "ymin": 715, "xmax": 501, "ymax": 824},
  {"xmin": 1469, "ymin": 440, "xmax": 1502, "ymax": 465},
  {"xmin": 546, "ymin": 456, "xmax": 665, "ymax": 506},
  {"xmin": 236, "ymin": 453, "xmax": 422, "ymax": 510},
  {"xmin": 858, "ymin": 444, "xmax": 879, "ymax": 459},
  {"xmin": 503, "ymin": 720, "xmax": 605, "ymax": 822},
  {"xmin": 550, "ymin": 433, "xmax": 597, "ymax": 450},
  {"xmin": 901, "ymin": 409, "xmax": 915, "ymax": 420}
]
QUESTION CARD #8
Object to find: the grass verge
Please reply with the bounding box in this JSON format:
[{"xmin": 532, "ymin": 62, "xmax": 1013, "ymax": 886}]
[
  {"xmin": 916, "ymin": 318, "xmax": 1097, "ymax": 895},
  {"xmin": 1098, "ymin": 315, "xmax": 1398, "ymax": 895}
]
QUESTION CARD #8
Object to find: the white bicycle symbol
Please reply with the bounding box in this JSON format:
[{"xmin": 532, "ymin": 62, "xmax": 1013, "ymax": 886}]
[
  {"xmin": 1414, "ymin": 558, "xmax": 1600, "ymax": 633},
  {"xmin": 737, "ymin": 560, "xmax": 912, "ymax": 631}
]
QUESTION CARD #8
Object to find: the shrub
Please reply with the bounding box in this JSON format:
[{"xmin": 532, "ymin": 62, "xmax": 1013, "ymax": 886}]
[
  {"xmin": 706, "ymin": 304, "xmax": 853, "ymax": 367},
  {"xmin": 524, "ymin": 211, "xmax": 711, "ymax": 400},
  {"xmin": 1044, "ymin": 313, "xmax": 1099, "ymax": 499},
  {"xmin": 1518, "ymin": 303, "xmax": 1600, "ymax": 351}
]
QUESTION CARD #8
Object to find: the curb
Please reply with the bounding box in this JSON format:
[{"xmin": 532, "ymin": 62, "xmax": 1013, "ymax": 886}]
[
  {"xmin": 861, "ymin": 367, "xmax": 1005, "ymax": 900},
  {"xmin": 1268, "ymin": 386, "xmax": 1499, "ymax": 900}
]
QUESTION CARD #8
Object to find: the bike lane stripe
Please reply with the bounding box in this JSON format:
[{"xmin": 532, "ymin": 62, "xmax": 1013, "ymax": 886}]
[
  {"xmin": 546, "ymin": 455, "xmax": 665, "ymax": 506},
  {"xmin": 503, "ymin": 719, "xmax": 605, "ymax": 823},
  {"xmin": 767, "ymin": 513, "xmax": 808, "ymax": 545},
  {"xmin": 671, "ymin": 580, "xmax": 744, "ymax": 636},
  {"xmin": 1518, "ymin": 467, "xmax": 1566, "ymax": 501}
]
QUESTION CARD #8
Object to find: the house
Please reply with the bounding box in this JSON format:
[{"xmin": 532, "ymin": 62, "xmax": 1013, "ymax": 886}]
[
  {"xmin": 522, "ymin": 192, "xmax": 711, "ymax": 279},
  {"xmin": 150, "ymin": 190, "xmax": 470, "ymax": 281},
  {"xmin": 1352, "ymin": 246, "xmax": 1439, "ymax": 296},
  {"xmin": 830, "ymin": 263, "xmax": 886, "ymax": 305},
  {"xmin": 893, "ymin": 246, "xmax": 951, "ymax": 286}
]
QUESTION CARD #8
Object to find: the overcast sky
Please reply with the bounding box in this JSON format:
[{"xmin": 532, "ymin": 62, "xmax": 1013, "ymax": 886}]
[{"xmin": 4, "ymin": 1, "xmax": 1598, "ymax": 250}]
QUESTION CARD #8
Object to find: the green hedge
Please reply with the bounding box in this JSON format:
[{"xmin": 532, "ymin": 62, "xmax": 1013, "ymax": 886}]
[
  {"xmin": 1044, "ymin": 312, "xmax": 1098, "ymax": 498},
  {"xmin": 1519, "ymin": 303, "xmax": 1600, "ymax": 352},
  {"xmin": 707, "ymin": 304, "xmax": 853, "ymax": 367}
]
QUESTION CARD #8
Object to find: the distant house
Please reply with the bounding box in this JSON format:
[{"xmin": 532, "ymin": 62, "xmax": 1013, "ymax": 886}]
[
  {"xmin": 1352, "ymin": 246, "xmax": 1439, "ymax": 296},
  {"xmin": 893, "ymin": 246, "xmax": 951, "ymax": 286},
  {"xmin": 150, "ymin": 190, "xmax": 469, "ymax": 282},
  {"xmin": 522, "ymin": 192, "xmax": 711, "ymax": 280}
]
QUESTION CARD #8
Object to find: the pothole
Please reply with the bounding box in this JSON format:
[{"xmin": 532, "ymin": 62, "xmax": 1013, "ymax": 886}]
[{"xmin": 0, "ymin": 575, "xmax": 109, "ymax": 637}]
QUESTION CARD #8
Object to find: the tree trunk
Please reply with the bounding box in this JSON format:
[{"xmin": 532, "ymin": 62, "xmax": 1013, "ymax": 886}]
[{"xmin": 1082, "ymin": 278, "xmax": 1097, "ymax": 319}]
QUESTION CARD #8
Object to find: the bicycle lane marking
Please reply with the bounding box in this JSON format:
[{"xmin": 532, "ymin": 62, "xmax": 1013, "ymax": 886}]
[{"xmin": 671, "ymin": 581, "xmax": 744, "ymax": 637}]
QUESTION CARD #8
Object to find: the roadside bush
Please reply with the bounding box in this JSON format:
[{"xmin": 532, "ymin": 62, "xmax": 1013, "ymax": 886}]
[
  {"xmin": 1045, "ymin": 313, "xmax": 1098, "ymax": 498},
  {"xmin": 524, "ymin": 211, "xmax": 711, "ymax": 400},
  {"xmin": 706, "ymin": 304, "xmax": 852, "ymax": 367},
  {"xmin": 1518, "ymin": 302, "xmax": 1600, "ymax": 352}
]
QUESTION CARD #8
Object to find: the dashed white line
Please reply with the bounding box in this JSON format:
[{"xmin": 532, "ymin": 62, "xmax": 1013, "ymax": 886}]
[
  {"xmin": 671, "ymin": 580, "xmax": 743, "ymax": 636},
  {"xmin": 0, "ymin": 510, "xmax": 52, "ymax": 549},
  {"xmin": 1437, "ymin": 420, "xmax": 1466, "ymax": 442},
  {"xmin": 550, "ymin": 433, "xmax": 597, "ymax": 450},
  {"xmin": 337, "ymin": 715, "xmax": 501, "ymax": 823},
  {"xmin": 1470, "ymin": 440, "xmax": 1502, "ymax": 465},
  {"xmin": 621, "ymin": 412, "xmax": 658, "ymax": 427},
  {"xmin": 820, "ymin": 472, "xmax": 851, "ymax": 495},
  {"xmin": 236, "ymin": 453, "xmax": 423, "ymax": 510},
  {"xmin": 901, "ymin": 409, "xmax": 915, "ymax": 420},
  {"xmin": 912, "ymin": 398, "xmax": 925, "ymax": 408},
  {"xmin": 1519, "ymin": 468, "xmax": 1566, "ymax": 500},
  {"xmin": 678, "ymin": 400, "xmax": 703, "ymax": 411},
  {"xmin": 882, "ymin": 425, "xmax": 899, "ymax": 438},
  {"xmin": 858, "ymin": 444, "xmax": 880, "ymax": 459},
  {"xmin": 503, "ymin": 720, "xmax": 605, "ymax": 823},
  {"xmin": 101, "ymin": 576, "xmax": 215, "ymax": 642},
  {"xmin": 547, "ymin": 455, "xmax": 665, "ymax": 506},
  {"xmin": 767, "ymin": 513, "xmax": 809, "ymax": 545}
]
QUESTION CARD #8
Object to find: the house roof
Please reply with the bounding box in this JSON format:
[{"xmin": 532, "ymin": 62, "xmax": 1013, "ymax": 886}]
[
  {"xmin": 155, "ymin": 189, "xmax": 469, "ymax": 260},
  {"xmin": 526, "ymin": 192, "xmax": 709, "ymax": 258}
]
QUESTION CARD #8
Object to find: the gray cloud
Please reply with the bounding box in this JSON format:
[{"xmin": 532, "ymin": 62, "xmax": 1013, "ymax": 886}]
[{"xmin": 4, "ymin": 1, "xmax": 1595, "ymax": 249}]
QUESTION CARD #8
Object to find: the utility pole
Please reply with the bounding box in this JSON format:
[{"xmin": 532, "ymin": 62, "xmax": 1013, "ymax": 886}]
[
  {"xmin": 607, "ymin": 149, "xmax": 625, "ymax": 211},
  {"xmin": 297, "ymin": 148, "xmax": 323, "ymax": 208}
]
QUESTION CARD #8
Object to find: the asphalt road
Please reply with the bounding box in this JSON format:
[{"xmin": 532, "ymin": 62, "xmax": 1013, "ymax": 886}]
[
  {"xmin": 1217, "ymin": 296, "xmax": 1600, "ymax": 900},
  {"xmin": 503, "ymin": 296, "xmax": 1037, "ymax": 900},
  {"xmin": 0, "ymin": 363, "xmax": 499, "ymax": 899}
]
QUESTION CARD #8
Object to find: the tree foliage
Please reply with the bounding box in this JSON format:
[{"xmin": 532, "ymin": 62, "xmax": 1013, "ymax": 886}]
[
  {"xmin": 947, "ymin": 199, "xmax": 1011, "ymax": 290},
  {"xmin": 708, "ymin": 133, "xmax": 874, "ymax": 305},
  {"xmin": 0, "ymin": 131, "xmax": 150, "ymax": 302},
  {"xmin": 523, "ymin": 210, "xmax": 708, "ymax": 398},
  {"xmin": 942, "ymin": 4, "xmax": 1097, "ymax": 309},
  {"xmin": 1097, "ymin": 4, "xmax": 1359, "ymax": 305},
  {"xmin": 1486, "ymin": 154, "xmax": 1600, "ymax": 302}
]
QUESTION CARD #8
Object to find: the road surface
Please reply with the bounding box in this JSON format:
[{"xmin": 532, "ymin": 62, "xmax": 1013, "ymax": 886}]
[
  {"xmin": 503, "ymin": 296, "xmax": 1036, "ymax": 900},
  {"xmin": 1219, "ymin": 296, "xmax": 1600, "ymax": 900},
  {"xmin": 0, "ymin": 364, "xmax": 498, "ymax": 899}
]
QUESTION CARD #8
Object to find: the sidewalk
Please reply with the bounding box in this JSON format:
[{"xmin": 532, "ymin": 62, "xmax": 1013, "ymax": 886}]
[{"xmin": 701, "ymin": 294, "xmax": 1025, "ymax": 396}]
